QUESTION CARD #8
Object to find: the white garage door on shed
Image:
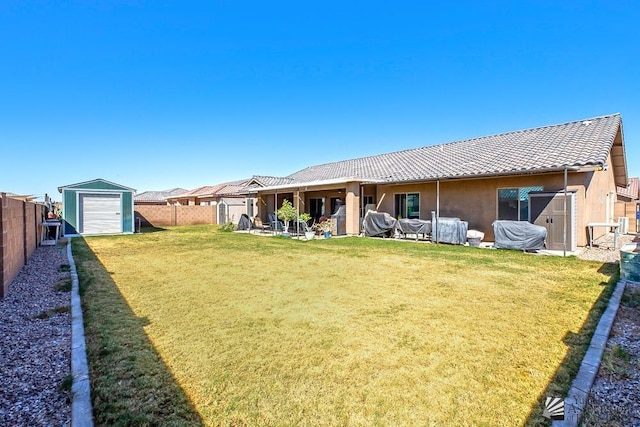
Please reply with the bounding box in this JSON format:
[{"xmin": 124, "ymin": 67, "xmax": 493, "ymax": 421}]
[{"xmin": 80, "ymin": 193, "xmax": 122, "ymax": 234}]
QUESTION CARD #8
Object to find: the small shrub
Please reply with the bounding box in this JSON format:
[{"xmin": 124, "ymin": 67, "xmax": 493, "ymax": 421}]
[
  {"xmin": 621, "ymin": 288, "xmax": 640, "ymax": 308},
  {"xmin": 34, "ymin": 306, "xmax": 71, "ymax": 320},
  {"xmin": 220, "ymin": 221, "xmax": 236, "ymax": 232},
  {"xmin": 58, "ymin": 374, "xmax": 73, "ymax": 392},
  {"xmin": 55, "ymin": 280, "xmax": 72, "ymax": 292},
  {"xmin": 601, "ymin": 344, "xmax": 632, "ymax": 378},
  {"xmin": 58, "ymin": 374, "xmax": 74, "ymax": 403}
]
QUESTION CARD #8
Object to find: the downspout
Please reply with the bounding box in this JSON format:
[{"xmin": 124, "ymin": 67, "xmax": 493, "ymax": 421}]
[{"xmin": 275, "ymin": 191, "xmax": 278, "ymax": 235}]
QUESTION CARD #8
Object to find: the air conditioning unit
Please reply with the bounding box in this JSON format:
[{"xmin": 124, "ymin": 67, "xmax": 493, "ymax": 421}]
[{"xmin": 618, "ymin": 217, "xmax": 629, "ymax": 234}]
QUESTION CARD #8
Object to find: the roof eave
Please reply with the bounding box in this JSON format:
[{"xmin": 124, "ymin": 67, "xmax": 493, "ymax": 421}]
[
  {"xmin": 245, "ymin": 177, "xmax": 382, "ymax": 193},
  {"xmin": 377, "ymin": 165, "xmax": 596, "ymax": 185}
]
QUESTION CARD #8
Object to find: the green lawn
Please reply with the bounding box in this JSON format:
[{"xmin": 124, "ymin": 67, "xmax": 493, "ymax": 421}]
[{"xmin": 73, "ymin": 225, "xmax": 618, "ymax": 426}]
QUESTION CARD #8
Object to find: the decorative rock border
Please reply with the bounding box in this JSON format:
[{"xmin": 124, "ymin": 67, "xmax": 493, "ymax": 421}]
[
  {"xmin": 67, "ymin": 239, "xmax": 94, "ymax": 427},
  {"xmin": 553, "ymin": 280, "xmax": 626, "ymax": 427}
]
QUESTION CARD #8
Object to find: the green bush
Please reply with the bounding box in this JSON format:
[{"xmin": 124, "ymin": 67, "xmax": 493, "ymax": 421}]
[{"xmin": 220, "ymin": 221, "xmax": 236, "ymax": 232}]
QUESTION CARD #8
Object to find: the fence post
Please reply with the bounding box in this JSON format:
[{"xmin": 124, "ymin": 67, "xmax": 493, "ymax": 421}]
[
  {"xmin": 34, "ymin": 203, "xmax": 39, "ymax": 250},
  {"xmin": 22, "ymin": 201, "xmax": 28, "ymax": 264}
]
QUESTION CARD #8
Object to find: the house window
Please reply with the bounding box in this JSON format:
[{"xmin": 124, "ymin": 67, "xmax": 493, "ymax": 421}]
[
  {"xmin": 394, "ymin": 193, "xmax": 420, "ymax": 219},
  {"xmin": 497, "ymin": 186, "xmax": 543, "ymax": 221}
]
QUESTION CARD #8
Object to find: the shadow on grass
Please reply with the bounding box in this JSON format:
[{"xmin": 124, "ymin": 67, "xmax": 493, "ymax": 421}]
[
  {"xmin": 139, "ymin": 226, "xmax": 167, "ymax": 233},
  {"xmin": 72, "ymin": 237, "xmax": 204, "ymax": 426},
  {"xmin": 524, "ymin": 261, "xmax": 619, "ymax": 426}
]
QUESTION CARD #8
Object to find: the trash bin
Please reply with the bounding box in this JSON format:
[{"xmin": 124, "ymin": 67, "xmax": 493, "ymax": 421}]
[{"xmin": 467, "ymin": 230, "xmax": 484, "ymax": 247}]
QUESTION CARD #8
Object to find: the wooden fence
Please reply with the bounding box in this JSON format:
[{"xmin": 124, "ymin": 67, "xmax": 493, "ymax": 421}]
[{"xmin": 0, "ymin": 194, "xmax": 44, "ymax": 298}]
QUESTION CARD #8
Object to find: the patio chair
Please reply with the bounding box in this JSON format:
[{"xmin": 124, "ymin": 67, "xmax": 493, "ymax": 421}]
[
  {"xmin": 267, "ymin": 213, "xmax": 285, "ymax": 232},
  {"xmin": 252, "ymin": 216, "xmax": 271, "ymax": 233}
]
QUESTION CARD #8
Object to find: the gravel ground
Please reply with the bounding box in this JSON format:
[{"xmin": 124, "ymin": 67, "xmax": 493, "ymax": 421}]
[
  {"xmin": 576, "ymin": 232, "xmax": 637, "ymax": 263},
  {"xmin": 577, "ymin": 233, "xmax": 640, "ymax": 427},
  {"xmin": 581, "ymin": 282, "xmax": 640, "ymax": 427},
  {"xmin": 0, "ymin": 242, "xmax": 72, "ymax": 427}
]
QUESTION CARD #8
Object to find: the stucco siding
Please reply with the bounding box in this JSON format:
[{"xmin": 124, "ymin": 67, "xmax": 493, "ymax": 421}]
[{"xmin": 375, "ymin": 173, "xmax": 596, "ymax": 245}]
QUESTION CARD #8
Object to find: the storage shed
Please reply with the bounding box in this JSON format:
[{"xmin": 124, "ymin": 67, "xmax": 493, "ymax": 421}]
[{"xmin": 58, "ymin": 179, "xmax": 136, "ymax": 235}]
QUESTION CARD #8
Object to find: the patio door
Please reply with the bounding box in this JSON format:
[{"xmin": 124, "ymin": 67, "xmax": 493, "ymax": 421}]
[{"xmin": 310, "ymin": 198, "xmax": 325, "ymax": 222}]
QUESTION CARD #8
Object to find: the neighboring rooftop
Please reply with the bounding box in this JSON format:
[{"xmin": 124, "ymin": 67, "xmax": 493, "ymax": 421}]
[
  {"xmin": 617, "ymin": 177, "xmax": 639, "ymax": 200},
  {"xmin": 165, "ymin": 179, "xmax": 251, "ymax": 200},
  {"xmin": 0, "ymin": 192, "xmax": 37, "ymax": 201},
  {"xmin": 135, "ymin": 188, "xmax": 188, "ymax": 203}
]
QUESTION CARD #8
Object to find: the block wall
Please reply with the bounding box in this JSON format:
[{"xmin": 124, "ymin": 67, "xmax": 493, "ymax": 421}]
[
  {"xmin": 1, "ymin": 195, "xmax": 43, "ymax": 298},
  {"xmin": 134, "ymin": 205, "xmax": 217, "ymax": 228}
]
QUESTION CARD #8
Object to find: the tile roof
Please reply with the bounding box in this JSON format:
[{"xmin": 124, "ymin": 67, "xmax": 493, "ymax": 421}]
[
  {"xmin": 167, "ymin": 179, "xmax": 251, "ymax": 199},
  {"xmin": 286, "ymin": 114, "xmax": 622, "ymax": 184},
  {"xmin": 617, "ymin": 177, "xmax": 639, "ymax": 200},
  {"xmin": 134, "ymin": 188, "xmax": 188, "ymax": 202},
  {"xmin": 173, "ymin": 185, "xmax": 226, "ymax": 198},
  {"xmin": 247, "ymin": 175, "xmax": 295, "ymax": 187}
]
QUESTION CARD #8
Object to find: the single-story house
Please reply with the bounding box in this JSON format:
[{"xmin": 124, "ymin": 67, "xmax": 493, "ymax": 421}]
[
  {"xmin": 617, "ymin": 177, "xmax": 638, "ymax": 202},
  {"xmin": 165, "ymin": 179, "xmax": 267, "ymax": 224},
  {"xmin": 134, "ymin": 188, "xmax": 187, "ymax": 205},
  {"xmin": 615, "ymin": 177, "xmax": 638, "ymax": 233},
  {"xmin": 246, "ymin": 114, "xmax": 628, "ymax": 250},
  {"xmin": 58, "ymin": 178, "xmax": 136, "ymax": 235}
]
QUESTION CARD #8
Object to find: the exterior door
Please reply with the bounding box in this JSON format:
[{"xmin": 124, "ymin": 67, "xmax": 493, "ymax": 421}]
[
  {"xmin": 80, "ymin": 194, "xmax": 121, "ymax": 234},
  {"xmin": 529, "ymin": 193, "xmax": 574, "ymax": 251}
]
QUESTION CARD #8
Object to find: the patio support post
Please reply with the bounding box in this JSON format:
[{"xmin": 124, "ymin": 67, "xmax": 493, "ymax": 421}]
[
  {"xmin": 436, "ymin": 179, "xmax": 440, "ymax": 244},
  {"xmin": 295, "ymin": 190, "xmax": 300, "ymax": 239},
  {"xmin": 563, "ymin": 165, "xmax": 568, "ymax": 257},
  {"xmin": 360, "ymin": 184, "xmax": 364, "ymax": 233},
  {"xmin": 274, "ymin": 192, "xmax": 278, "ymax": 235},
  {"xmin": 345, "ymin": 182, "xmax": 360, "ymax": 235}
]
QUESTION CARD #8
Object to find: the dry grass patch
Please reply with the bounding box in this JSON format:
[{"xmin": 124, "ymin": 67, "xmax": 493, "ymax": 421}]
[{"xmin": 74, "ymin": 225, "xmax": 617, "ymax": 426}]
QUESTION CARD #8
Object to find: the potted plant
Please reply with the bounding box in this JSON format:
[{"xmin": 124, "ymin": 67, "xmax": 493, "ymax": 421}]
[
  {"xmin": 276, "ymin": 199, "xmax": 298, "ymax": 236},
  {"xmin": 299, "ymin": 213, "xmax": 315, "ymax": 240},
  {"xmin": 316, "ymin": 216, "xmax": 333, "ymax": 238}
]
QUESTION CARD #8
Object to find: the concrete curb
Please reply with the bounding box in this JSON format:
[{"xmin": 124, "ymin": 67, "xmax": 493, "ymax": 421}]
[
  {"xmin": 67, "ymin": 239, "xmax": 94, "ymax": 427},
  {"xmin": 552, "ymin": 279, "xmax": 626, "ymax": 427}
]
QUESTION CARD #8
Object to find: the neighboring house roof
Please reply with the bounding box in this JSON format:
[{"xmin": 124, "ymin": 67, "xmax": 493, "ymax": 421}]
[
  {"xmin": 1, "ymin": 192, "xmax": 37, "ymax": 201},
  {"xmin": 242, "ymin": 176, "xmax": 295, "ymax": 191},
  {"xmin": 167, "ymin": 179, "xmax": 251, "ymax": 200},
  {"xmin": 285, "ymin": 114, "xmax": 624, "ymax": 186},
  {"xmin": 617, "ymin": 177, "xmax": 639, "ymax": 200},
  {"xmin": 134, "ymin": 188, "xmax": 188, "ymax": 203},
  {"xmin": 170, "ymin": 185, "xmax": 224, "ymax": 198},
  {"xmin": 216, "ymin": 183, "xmax": 249, "ymax": 197}
]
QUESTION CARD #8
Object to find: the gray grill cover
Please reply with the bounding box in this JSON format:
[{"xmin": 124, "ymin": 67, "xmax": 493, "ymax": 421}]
[
  {"xmin": 431, "ymin": 212, "xmax": 468, "ymax": 245},
  {"xmin": 396, "ymin": 219, "xmax": 431, "ymax": 236},
  {"xmin": 237, "ymin": 214, "xmax": 252, "ymax": 231},
  {"xmin": 492, "ymin": 220, "xmax": 547, "ymax": 250},
  {"xmin": 363, "ymin": 211, "xmax": 398, "ymax": 237}
]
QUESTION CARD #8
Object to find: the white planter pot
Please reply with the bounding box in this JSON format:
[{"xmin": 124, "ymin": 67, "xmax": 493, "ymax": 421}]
[{"xmin": 305, "ymin": 231, "xmax": 315, "ymax": 241}]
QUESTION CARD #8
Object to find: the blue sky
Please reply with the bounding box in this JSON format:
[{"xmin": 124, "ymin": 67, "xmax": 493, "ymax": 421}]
[{"xmin": 1, "ymin": 1, "xmax": 638, "ymax": 201}]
